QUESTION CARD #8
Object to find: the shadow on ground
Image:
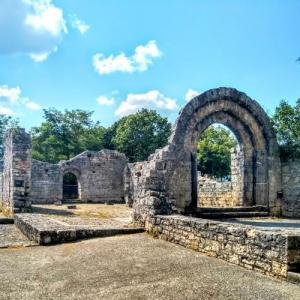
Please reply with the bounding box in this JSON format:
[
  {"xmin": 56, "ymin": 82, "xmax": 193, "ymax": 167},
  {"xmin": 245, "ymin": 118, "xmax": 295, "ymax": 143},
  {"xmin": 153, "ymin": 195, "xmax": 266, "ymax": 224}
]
[{"xmin": 31, "ymin": 206, "xmax": 74, "ymax": 216}]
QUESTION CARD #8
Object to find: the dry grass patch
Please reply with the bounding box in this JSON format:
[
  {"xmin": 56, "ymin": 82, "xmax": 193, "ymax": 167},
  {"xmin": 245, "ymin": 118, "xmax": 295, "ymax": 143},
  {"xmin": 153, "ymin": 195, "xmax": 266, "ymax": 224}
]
[
  {"xmin": 73, "ymin": 204, "xmax": 131, "ymax": 219},
  {"xmin": 33, "ymin": 203, "xmax": 132, "ymax": 221}
]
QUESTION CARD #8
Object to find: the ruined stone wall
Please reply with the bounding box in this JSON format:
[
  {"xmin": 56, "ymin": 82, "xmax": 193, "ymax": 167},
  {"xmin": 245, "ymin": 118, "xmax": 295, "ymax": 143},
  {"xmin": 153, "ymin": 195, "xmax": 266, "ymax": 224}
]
[
  {"xmin": 132, "ymin": 88, "xmax": 282, "ymax": 225},
  {"xmin": 146, "ymin": 215, "xmax": 293, "ymax": 279},
  {"xmin": 124, "ymin": 162, "xmax": 146, "ymax": 207},
  {"xmin": 197, "ymin": 176, "xmax": 234, "ymax": 207},
  {"xmin": 30, "ymin": 150, "xmax": 128, "ymax": 204},
  {"xmin": 281, "ymin": 160, "xmax": 300, "ymax": 218},
  {"xmin": 30, "ymin": 159, "xmax": 61, "ymax": 203},
  {"xmin": 0, "ymin": 129, "xmax": 31, "ymax": 214},
  {"xmin": 61, "ymin": 150, "xmax": 127, "ymax": 203},
  {"xmin": 197, "ymin": 146, "xmax": 243, "ymax": 207}
]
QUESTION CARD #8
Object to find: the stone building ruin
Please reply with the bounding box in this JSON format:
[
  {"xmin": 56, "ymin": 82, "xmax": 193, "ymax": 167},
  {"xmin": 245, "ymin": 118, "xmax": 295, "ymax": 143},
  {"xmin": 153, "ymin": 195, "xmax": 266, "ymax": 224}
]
[
  {"xmin": 0, "ymin": 129, "xmax": 127, "ymax": 213},
  {"xmin": 2, "ymin": 87, "xmax": 300, "ymax": 281},
  {"xmin": 123, "ymin": 87, "xmax": 300, "ymax": 225},
  {"xmin": 0, "ymin": 87, "xmax": 300, "ymax": 221}
]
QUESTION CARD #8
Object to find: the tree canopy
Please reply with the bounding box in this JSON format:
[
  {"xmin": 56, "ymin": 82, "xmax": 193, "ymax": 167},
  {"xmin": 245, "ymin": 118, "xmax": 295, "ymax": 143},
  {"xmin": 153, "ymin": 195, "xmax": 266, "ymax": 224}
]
[
  {"xmin": 31, "ymin": 108, "xmax": 106, "ymax": 163},
  {"xmin": 272, "ymin": 99, "xmax": 300, "ymax": 161},
  {"xmin": 109, "ymin": 109, "xmax": 171, "ymax": 162},
  {"xmin": 31, "ymin": 108, "xmax": 171, "ymax": 164},
  {"xmin": 197, "ymin": 125, "xmax": 237, "ymax": 179}
]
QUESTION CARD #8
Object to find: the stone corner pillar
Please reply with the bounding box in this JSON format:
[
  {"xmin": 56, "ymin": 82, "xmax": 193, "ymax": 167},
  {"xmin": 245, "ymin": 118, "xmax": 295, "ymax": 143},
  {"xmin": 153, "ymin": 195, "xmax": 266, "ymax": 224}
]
[{"xmin": 1, "ymin": 128, "xmax": 32, "ymax": 215}]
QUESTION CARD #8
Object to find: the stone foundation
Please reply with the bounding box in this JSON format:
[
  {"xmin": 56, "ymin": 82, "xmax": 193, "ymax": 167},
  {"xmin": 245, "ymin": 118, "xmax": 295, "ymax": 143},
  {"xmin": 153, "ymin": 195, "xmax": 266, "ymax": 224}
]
[
  {"xmin": 146, "ymin": 214, "xmax": 300, "ymax": 279},
  {"xmin": 15, "ymin": 214, "xmax": 144, "ymax": 245}
]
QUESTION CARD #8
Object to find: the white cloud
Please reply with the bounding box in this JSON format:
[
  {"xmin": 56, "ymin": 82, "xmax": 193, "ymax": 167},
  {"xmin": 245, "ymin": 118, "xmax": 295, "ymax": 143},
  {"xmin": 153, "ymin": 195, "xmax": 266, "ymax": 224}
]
[
  {"xmin": 185, "ymin": 89, "xmax": 200, "ymax": 102},
  {"xmin": 24, "ymin": 0, "xmax": 67, "ymax": 36},
  {"xmin": 0, "ymin": 0, "xmax": 67, "ymax": 62},
  {"xmin": 70, "ymin": 14, "xmax": 90, "ymax": 34},
  {"xmin": 97, "ymin": 96, "xmax": 115, "ymax": 106},
  {"xmin": 0, "ymin": 85, "xmax": 21, "ymax": 104},
  {"xmin": 0, "ymin": 107, "xmax": 14, "ymax": 115},
  {"xmin": 29, "ymin": 51, "xmax": 51, "ymax": 62},
  {"xmin": 115, "ymin": 90, "xmax": 178, "ymax": 117},
  {"xmin": 0, "ymin": 85, "xmax": 42, "ymax": 113},
  {"xmin": 22, "ymin": 98, "xmax": 42, "ymax": 110},
  {"xmin": 93, "ymin": 40, "xmax": 162, "ymax": 75}
]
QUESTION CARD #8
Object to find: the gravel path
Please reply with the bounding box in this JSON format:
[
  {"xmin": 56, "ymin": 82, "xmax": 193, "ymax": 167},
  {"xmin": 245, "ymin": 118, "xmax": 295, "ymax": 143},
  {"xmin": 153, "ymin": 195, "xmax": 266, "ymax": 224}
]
[{"xmin": 1, "ymin": 233, "xmax": 300, "ymax": 299}]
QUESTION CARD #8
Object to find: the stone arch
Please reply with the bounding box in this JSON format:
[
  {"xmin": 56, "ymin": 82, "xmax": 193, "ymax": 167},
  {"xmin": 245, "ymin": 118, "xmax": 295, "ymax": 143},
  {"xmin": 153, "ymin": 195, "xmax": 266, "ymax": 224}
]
[{"xmin": 168, "ymin": 87, "xmax": 281, "ymax": 211}]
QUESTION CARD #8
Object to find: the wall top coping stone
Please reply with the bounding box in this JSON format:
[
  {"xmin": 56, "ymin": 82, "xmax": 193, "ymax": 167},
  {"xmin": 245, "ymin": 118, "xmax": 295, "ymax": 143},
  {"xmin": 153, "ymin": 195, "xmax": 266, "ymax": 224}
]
[{"xmin": 153, "ymin": 214, "xmax": 298, "ymax": 237}]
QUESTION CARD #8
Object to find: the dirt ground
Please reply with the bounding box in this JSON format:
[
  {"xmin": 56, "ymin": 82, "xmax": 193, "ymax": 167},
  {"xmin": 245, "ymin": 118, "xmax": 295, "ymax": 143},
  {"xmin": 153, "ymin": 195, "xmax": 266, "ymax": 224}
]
[
  {"xmin": 1, "ymin": 233, "xmax": 300, "ymax": 300},
  {"xmin": 31, "ymin": 203, "xmax": 133, "ymax": 227}
]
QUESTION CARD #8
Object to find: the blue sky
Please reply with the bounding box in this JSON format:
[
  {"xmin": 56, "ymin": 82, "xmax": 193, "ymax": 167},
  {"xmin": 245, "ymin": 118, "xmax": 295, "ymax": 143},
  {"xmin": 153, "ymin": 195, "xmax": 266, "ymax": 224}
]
[{"xmin": 0, "ymin": 0, "xmax": 299, "ymax": 130}]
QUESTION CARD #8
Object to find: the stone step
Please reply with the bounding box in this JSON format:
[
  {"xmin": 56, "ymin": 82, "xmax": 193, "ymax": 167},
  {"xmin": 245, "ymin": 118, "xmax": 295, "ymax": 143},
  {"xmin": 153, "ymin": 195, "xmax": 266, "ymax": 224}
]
[
  {"xmin": 196, "ymin": 206, "xmax": 268, "ymax": 213},
  {"xmin": 15, "ymin": 214, "xmax": 145, "ymax": 245},
  {"xmin": 195, "ymin": 211, "xmax": 269, "ymax": 219}
]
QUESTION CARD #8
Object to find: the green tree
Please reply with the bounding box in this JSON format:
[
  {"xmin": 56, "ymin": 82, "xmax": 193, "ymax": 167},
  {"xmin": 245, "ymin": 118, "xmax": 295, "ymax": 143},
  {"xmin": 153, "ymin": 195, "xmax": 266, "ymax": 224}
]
[
  {"xmin": 197, "ymin": 125, "xmax": 237, "ymax": 178},
  {"xmin": 272, "ymin": 99, "xmax": 300, "ymax": 160},
  {"xmin": 110, "ymin": 109, "xmax": 171, "ymax": 162},
  {"xmin": 0, "ymin": 115, "xmax": 19, "ymax": 157},
  {"xmin": 31, "ymin": 108, "xmax": 106, "ymax": 163}
]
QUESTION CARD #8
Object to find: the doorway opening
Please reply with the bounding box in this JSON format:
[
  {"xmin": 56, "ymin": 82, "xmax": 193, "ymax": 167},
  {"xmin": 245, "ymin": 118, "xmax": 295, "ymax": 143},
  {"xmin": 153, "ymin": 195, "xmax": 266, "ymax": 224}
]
[
  {"xmin": 63, "ymin": 172, "xmax": 79, "ymax": 200},
  {"xmin": 195, "ymin": 124, "xmax": 243, "ymax": 208}
]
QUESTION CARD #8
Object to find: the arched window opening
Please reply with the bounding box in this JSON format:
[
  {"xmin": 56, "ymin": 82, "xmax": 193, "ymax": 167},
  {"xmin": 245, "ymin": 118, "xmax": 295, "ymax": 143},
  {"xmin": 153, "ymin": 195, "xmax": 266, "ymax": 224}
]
[
  {"xmin": 195, "ymin": 124, "xmax": 243, "ymax": 208},
  {"xmin": 63, "ymin": 172, "xmax": 79, "ymax": 200}
]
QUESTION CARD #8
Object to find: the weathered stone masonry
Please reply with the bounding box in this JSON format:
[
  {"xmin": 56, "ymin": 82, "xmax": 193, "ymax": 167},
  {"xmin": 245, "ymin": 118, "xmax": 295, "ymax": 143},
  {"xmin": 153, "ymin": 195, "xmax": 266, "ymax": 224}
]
[
  {"xmin": 281, "ymin": 160, "xmax": 300, "ymax": 218},
  {"xmin": 131, "ymin": 87, "xmax": 283, "ymax": 226},
  {"xmin": 197, "ymin": 145, "xmax": 243, "ymax": 207},
  {"xmin": 146, "ymin": 214, "xmax": 300, "ymax": 279},
  {"xmin": 0, "ymin": 129, "xmax": 128, "ymax": 211},
  {"xmin": 30, "ymin": 150, "xmax": 127, "ymax": 204},
  {"xmin": 125, "ymin": 87, "xmax": 300, "ymax": 282},
  {"xmin": 0, "ymin": 129, "xmax": 31, "ymax": 214}
]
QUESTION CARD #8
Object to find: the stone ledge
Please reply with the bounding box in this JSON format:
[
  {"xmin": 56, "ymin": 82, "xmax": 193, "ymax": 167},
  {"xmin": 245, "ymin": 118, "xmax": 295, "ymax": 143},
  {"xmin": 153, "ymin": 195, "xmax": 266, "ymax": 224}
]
[
  {"xmin": 145, "ymin": 214, "xmax": 300, "ymax": 281},
  {"xmin": 15, "ymin": 214, "xmax": 144, "ymax": 245}
]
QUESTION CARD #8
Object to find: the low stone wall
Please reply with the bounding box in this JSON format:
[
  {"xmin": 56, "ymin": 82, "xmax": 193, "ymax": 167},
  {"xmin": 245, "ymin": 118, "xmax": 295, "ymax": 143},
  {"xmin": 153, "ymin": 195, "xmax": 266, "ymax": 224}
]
[
  {"xmin": 145, "ymin": 215, "xmax": 300, "ymax": 279},
  {"xmin": 197, "ymin": 176, "xmax": 236, "ymax": 207},
  {"xmin": 197, "ymin": 146, "xmax": 243, "ymax": 208},
  {"xmin": 282, "ymin": 160, "xmax": 300, "ymax": 218}
]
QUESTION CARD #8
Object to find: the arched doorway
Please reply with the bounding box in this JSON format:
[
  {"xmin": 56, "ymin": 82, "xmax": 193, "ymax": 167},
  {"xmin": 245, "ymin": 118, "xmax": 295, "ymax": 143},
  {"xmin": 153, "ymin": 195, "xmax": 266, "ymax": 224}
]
[
  {"xmin": 132, "ymin": 88, "xmax": 282, "ymax": 226},
  {"xmin": 168, "ymin": 87, "xmax": 281, "ymax": 212},
  {"xmin": 63, "ymin": 172, "xmax": 79, "ymax": 200}
]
